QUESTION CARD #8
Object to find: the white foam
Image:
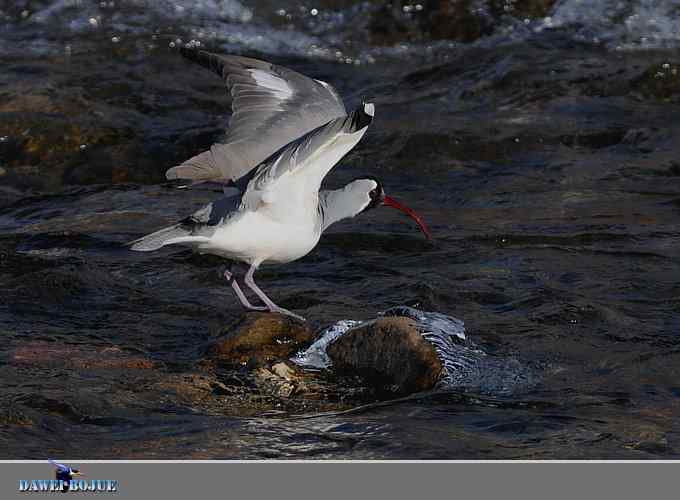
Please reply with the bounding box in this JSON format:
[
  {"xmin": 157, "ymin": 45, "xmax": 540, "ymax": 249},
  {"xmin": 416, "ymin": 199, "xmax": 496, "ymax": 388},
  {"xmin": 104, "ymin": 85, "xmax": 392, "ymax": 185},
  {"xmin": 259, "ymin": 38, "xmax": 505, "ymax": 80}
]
[
  {"xmin": 539, "ymin": 0, "xmax": 680, "ymax": 49},
  {"xmin": 10, "ymin": 0, "xmax": 680, "ymax": 61},
  {"xmin": 290, "ymin": 319, "xmax": 362, "ymax": 369}
]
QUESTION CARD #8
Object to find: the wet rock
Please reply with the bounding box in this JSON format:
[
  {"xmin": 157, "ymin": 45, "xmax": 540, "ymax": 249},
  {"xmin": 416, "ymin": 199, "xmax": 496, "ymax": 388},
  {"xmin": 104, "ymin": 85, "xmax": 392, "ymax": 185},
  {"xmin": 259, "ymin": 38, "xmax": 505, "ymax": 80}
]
[
  {"xmin": 326, "ymin": 317, "xmax": 443, "ymax": 394},
  {"xmin": 11, "ymin": 341, "xmax": 155, "ymax": 370},
  {"xmin": 369, "ymin": 0, "xmax": 491, "ymax": 45},
  {"xmin": 205, "ymin": 313, "xmax": 314, "ymax": 369},
  {"xmin": 270, "ymin": 361, "xmax": 297, "ymax": 380},
  {"xmin": 488, "ymin": 0, "xmax": 556, "ymax": 19},
  {"xmin": 368, "ymin": 0, "xmax": 557, "ymax": 45},
  {"xmin": 15, "ymin": 393, "xmax": 85, "ymax": 423},
  {"xmin": 425, "ymin": 0, "xmax": 493, "ymax": 43},
  {"xmin": 0, "ymin": 91, "xmax": 111, "ymax": 167},
  {"xmin": 144, "ymin": 366, "xmax": 346, "ymax": 417},
  {"xmin": 632, "ymin": 63, "xmax": 680, "ymax": 102},
  {"xmin": 254, "ymin": 360, "xmax": 360, "ymax": 404},
  {"xmin": 255, "ymin": 363, "xmax": 299, "ymax": 398},
  {"xmin": 620, "ymin": 127, "xmax": 664, "ymax": 153},
  {"xmin": 71, "ymin": 347, "xmax": 155, "ymax": 370},
  {"xmin": 0, "ymin": 79, "xmax": 166, "ymax": 190},
  {"xmin": 0, "ymin": 407, "xmax": 33, "ymax": 427},
  {"xmin": 149, "ymin": 373, "xmax": 232, "ymax": 405}
]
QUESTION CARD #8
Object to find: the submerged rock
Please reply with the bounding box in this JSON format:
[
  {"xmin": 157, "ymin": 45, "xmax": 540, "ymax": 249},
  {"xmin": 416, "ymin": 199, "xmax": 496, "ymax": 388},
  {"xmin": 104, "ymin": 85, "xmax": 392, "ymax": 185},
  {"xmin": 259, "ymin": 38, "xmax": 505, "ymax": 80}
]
[
  {"xmin": 205, "ymin": 313, "xmax": 314, "ymax": 368},
  {"xmin": 0, "ymin": 406, "xmax": 33, "ymax": 427},
  {"xmin": 368, "ymin": 0, "xmax": 491, "ymax": 45},
  {"xmin": 11, "ymin": 341, "xmax": 155, "ymax": 370},
  {"xmin": 327, "ymin": 317, "xmax": 443, "ymax": 394},
  {"xmin": 294, "ymin": 306, "xmax": 534, "ymax": 396},
  {"xmin": 368, "ymin": 0, "xmax": 558, "ymax": 46},
  {"xmin": 632, "ymin": 62, "xmax": 680, "ymax": 102},
  {"xmin": 148, "ymin": 373, "xmax": 232, "ymax": 406},
  {"xmin": 255, "ymin": 362, "xmax": 301, "ymax": 398}
]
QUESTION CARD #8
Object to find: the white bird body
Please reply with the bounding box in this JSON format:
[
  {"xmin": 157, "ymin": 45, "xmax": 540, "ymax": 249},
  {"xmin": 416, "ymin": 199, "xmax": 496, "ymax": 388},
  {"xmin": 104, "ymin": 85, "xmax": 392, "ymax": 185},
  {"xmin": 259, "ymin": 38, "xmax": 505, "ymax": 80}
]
[
  {"xmin": 129, "ymin": 48, "xmax": 430, "ymax": 320},
  {"xmin": 197, "ymin": 206, "xmax": 321, "ymax": 265}
]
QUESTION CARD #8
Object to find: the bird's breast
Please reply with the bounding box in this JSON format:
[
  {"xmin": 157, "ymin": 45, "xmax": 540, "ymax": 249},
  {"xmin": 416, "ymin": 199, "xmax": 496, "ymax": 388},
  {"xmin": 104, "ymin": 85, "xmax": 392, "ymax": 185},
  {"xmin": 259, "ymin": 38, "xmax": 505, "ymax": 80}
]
[{"xmin": 205, "ymin": 210, "xmax": 321, "ymax": 265}]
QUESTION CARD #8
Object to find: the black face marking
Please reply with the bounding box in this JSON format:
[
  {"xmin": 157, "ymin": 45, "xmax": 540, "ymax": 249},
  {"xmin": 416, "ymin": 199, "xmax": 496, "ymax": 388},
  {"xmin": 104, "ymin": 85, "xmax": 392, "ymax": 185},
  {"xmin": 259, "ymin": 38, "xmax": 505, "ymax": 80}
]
[{"xmin": 355, "ymin": 176, "xmax": 384, "ymax": 213}]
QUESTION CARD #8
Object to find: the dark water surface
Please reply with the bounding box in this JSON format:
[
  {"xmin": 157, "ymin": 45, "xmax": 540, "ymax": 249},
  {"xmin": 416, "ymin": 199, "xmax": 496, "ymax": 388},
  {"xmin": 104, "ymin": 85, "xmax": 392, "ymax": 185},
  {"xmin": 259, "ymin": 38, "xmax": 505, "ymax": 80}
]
[{"xmin": 1, "ymin": 0, "xmax": 679, "ymax": 459}]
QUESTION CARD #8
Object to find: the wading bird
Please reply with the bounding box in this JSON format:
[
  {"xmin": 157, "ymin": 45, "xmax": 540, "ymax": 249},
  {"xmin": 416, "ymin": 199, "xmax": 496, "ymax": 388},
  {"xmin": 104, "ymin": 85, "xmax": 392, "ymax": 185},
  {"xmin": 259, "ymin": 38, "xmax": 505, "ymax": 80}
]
[{"xmin": 129, "ymin": 48, "xmax": 431, "ymax": 321}]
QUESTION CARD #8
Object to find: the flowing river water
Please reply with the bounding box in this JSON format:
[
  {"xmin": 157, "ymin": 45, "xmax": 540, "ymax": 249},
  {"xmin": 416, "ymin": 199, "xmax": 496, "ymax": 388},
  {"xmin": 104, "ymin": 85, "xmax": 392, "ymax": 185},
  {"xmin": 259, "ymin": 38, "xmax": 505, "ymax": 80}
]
[{"xmin": 1, "ymin": 0, "xmax": 679, "ymax": 458}]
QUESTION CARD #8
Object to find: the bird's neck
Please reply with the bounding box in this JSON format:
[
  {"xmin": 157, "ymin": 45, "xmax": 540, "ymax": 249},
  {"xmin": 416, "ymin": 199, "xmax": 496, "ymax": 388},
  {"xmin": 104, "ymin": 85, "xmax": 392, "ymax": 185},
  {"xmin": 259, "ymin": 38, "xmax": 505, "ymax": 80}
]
[{"xmin": 318, "ymin": 187, "xmax": 363, "ymax": 232}]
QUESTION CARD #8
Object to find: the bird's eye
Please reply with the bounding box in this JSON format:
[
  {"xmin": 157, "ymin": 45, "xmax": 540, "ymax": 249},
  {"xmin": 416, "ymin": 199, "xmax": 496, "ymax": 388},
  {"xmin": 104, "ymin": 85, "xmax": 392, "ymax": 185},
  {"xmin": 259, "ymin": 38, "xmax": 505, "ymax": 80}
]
[{"xmin": 369, "ymin": 188, "xmax": 378, "ymax": 198}]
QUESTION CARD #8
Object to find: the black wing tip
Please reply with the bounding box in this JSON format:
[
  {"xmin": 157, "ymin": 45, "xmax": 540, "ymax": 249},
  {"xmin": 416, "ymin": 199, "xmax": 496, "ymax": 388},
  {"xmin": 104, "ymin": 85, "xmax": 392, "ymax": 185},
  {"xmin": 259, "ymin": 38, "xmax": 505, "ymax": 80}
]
[
  {"xmin": 350, "ymin": 102, "xmax": 375, "ymax": 131},
  {"xmin": 179, "ymin": 46, "xmax": 274, "ymax": 79},
  {"xmin": 179, "ymin": 44, "xmax": 205, "ymax": 60},
  {"xmin": 179, "ymin": 45, "xmax": 226, "ymax": 76}
]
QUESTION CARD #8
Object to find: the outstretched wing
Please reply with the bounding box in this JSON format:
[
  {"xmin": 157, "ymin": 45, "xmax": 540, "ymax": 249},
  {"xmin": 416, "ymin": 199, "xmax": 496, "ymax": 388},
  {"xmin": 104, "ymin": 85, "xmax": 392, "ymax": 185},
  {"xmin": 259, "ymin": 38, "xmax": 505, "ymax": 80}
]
[
  {"xmin": 166, "ymin": 48, "xmax": 348, "ymax": 184},
  {"xmin": 240, "ymin": 103, "xmax": 374, "ymax": 215},
  {"xmin": 48, "ymin": 459, "xmax": 70, "ymax": 473}
]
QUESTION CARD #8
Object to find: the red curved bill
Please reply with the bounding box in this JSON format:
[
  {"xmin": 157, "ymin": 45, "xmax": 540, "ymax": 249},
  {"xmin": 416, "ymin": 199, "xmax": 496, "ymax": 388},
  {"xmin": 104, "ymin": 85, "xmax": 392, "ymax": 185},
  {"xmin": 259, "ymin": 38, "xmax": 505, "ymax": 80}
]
[{"xmin": 382, "ymin": 195, "xmax": 432, "ymax": 240}]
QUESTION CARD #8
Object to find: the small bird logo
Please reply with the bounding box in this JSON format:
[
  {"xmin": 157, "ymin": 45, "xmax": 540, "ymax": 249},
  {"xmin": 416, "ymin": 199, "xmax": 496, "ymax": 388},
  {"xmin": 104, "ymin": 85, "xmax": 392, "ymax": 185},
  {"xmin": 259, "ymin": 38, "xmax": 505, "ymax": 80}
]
[{"xmin": 48, "ymin": 459, "xmax": 82, "ymax": 492}]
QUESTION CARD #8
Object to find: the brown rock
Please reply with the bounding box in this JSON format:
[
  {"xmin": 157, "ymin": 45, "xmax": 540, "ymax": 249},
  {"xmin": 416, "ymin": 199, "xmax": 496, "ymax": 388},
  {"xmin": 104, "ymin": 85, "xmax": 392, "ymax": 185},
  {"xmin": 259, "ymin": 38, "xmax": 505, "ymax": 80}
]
[
  {"xmin": 70, "ymin": 347, "xmax": 155, "ymax": 370},
  {"xmin": 427, "ymin": 0, "xmax": 493, "ymax": 43},
  {"xmin": 11, "ymin": 342, "xmax": 155, "ymax": 370},
  {"xmin": 254, "ymin": 361, "xmax": 345, "ymax": 401},
  {"xmin": 255, "ymin": 366, "xmax": 298, "ymax": 398},
  {"xmin": 327, "ymin": 317, "xmax": 442, "ymax": 394},
  {"xmin": 205, "ymin": 313, "xmax": 314, "ymax": 368},
  {"xmin": 368, "ymin": 0, "xmax": 558, "ymax": 46},
  {"xmin": 0, "ymin": 407, "xmax": 33, "ymax": 427},
  {"xmin": 149, "ymin": 373, "xmax": 231, "ymax": 405},
  {"xmin": 632, "ymin": 62, "xmax": 680, "ymax": 102},
  {"xmin": 265, "ymin": 362, "xmax": 293, "ymax": 380}
]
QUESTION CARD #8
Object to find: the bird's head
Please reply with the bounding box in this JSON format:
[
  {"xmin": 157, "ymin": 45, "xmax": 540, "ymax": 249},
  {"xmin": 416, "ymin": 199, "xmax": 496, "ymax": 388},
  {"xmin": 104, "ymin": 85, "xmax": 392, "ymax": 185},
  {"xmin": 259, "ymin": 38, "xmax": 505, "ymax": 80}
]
[{"xmin": 348, "ymin": 176, "xmax": 431, "ymax": 240}]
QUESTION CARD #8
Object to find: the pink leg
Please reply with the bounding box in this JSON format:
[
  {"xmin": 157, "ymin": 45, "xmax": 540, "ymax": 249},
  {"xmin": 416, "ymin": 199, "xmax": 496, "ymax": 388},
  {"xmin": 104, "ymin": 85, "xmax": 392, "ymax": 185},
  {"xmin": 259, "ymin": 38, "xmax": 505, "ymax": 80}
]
[
  {"xmin": 224, "ymin": 270, "xmax": 267, "ymax": 311},
  {"xmin": 243, "ymin": 265, "xmax": 305, "ymax": 321}
]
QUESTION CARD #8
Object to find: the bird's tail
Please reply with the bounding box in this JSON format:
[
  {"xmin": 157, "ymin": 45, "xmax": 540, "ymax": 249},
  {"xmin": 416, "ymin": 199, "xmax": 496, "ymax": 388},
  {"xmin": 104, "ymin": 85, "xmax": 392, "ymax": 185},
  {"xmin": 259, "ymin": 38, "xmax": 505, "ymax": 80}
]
[{"xmin": 126, "ymin": 223, "xmax": 194, "ymax": 252}]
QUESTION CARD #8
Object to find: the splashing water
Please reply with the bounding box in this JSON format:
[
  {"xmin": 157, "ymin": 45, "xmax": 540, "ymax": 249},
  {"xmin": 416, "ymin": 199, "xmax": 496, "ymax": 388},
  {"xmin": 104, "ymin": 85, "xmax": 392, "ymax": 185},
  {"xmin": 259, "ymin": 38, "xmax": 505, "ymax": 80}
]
[
  {"xmin": 292, "ymin": 307, "xmax": 535, "ymax": 395},
  {"xmin": 536, "ymin": 0, "xmax": 680, "ymax": 49},
  {"xmin": 380, "ymin": 306, "xmax": 476, "ymax": 389},
  {"xmin": 290, "ymin": 319, "xmax": 362, "ymax": 370}
]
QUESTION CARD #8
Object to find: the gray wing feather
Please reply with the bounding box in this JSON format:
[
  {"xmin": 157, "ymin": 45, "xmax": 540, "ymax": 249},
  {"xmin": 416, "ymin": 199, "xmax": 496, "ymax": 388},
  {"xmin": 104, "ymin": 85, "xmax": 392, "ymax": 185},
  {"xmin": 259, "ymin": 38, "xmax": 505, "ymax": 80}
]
[
  {"xmin": 240, "ymin": 103, "xmax": 374, "ymax": 211},
  {"xmin": 166, "ymin": 48, "xmax": 348, "ymax": 184}
]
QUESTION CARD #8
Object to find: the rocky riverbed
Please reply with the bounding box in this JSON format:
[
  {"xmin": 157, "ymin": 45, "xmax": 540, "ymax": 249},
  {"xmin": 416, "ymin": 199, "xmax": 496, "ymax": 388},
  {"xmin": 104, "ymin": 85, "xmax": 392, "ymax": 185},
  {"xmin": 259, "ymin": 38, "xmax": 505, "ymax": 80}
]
[
  {"xmin": 1, "ymin": 0, "xmax": 679, "ymax": 458},
  {"xmin": 3, "ymin": 306, "xmax": 528, "ymax": 423}
]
